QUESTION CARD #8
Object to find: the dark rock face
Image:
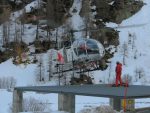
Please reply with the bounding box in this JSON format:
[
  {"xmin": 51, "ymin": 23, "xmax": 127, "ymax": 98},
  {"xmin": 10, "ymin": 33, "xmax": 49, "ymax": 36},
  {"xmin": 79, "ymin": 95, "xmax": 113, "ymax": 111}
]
[
  {"xmin": 91, "ymin": 0, "xmax": 143, "ymax": 48},
  {"xmin": 46, "ymin": 0, "xmax": 74, "ymax": 28},
  {"xmin": 92, "ymin": 1, "xmax": 111, "ymax": 22},
  {"xmin": 0, "ymin": 1, "xmax": 10, "ymax": 24},
  {"xmin": 93, "ymin": 0, "xmax": 144, "ymax": 24},
  {"xmin": 91, "ymin": 27, "xmax": 119, "ymax": 47}
]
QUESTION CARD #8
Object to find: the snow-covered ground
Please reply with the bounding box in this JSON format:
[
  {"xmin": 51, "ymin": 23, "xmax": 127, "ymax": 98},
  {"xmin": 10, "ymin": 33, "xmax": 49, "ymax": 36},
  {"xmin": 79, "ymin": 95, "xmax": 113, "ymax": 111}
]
[
  {"xmin": 0, "ymin": 90, "xmax": 12, "ymax": 113},
  {"xmin": 0, "ymin": 0, "xmax": 150, "ymax": 113}
]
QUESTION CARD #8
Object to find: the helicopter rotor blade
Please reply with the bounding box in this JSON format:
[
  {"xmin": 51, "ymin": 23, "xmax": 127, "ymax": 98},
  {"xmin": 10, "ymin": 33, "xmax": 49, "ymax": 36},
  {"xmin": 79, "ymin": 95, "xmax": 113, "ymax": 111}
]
[
  {"xmin": 70, "ymin": 28, "xmax": 99, "ymax": 33},
  {"xmin": 69, "ymin": 23, "xmax": 147, "ymax": 33},
  {"xmin": 112, "ymin": 23, "xmax": 147, "ymax": 29}
]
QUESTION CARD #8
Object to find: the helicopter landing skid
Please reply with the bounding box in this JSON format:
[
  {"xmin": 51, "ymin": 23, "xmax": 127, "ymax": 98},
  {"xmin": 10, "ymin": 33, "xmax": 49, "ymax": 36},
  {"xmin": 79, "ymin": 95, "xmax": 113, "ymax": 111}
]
[{"xmin": 53, "ymin": 60, "xmax": 101, "ymax": 74}]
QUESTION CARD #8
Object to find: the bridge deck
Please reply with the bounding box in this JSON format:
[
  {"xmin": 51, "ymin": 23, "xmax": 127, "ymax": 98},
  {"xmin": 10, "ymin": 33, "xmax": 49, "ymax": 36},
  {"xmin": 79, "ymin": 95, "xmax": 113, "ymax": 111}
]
[{"xmin": 15, "ymin": 84, "xmax": 150, "ymax": 99}]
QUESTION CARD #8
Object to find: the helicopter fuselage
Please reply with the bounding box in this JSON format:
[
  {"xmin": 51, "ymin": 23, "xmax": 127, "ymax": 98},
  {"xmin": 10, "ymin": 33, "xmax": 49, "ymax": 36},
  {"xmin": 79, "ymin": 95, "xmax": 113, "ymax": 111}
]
[{"xmin": 65, "ymin": 38, "xmax": 105, "ymax": 63}]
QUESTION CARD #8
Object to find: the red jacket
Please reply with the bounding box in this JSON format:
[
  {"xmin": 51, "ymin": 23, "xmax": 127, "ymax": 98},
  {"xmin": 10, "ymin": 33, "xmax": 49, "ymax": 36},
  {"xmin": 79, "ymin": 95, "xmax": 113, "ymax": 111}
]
[{"xmin": 116, "ymin": 63, "xmax": 122, "ymax": 75}]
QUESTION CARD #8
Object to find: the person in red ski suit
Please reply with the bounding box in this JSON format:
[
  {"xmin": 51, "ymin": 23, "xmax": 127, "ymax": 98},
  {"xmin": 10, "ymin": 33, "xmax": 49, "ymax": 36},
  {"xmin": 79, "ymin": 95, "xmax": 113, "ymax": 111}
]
[{"xmin": 115, "ymin": 61, "xmax": 122, "ymax": 86}]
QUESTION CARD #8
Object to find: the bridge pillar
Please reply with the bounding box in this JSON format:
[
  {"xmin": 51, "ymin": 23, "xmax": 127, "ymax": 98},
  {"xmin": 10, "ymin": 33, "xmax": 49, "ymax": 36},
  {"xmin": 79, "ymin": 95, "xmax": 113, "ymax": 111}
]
[
  {"xmin": 110, "ymin": 98, "xmax": 121, "ymax": 111},
  {"xmin": 58, "ymin": 93, "xmax": 75, "ymax": 113},
  {"xmin": 13, "ymin": 89, "xmax": 23, "ymax": 113}
]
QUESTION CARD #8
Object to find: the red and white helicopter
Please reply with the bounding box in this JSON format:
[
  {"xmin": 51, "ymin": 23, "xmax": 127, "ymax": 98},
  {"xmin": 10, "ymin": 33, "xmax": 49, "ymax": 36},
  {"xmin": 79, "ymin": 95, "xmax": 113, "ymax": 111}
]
[{"xmin": 51, "ymin": 36, "xmax": 105, "ymax": 74}]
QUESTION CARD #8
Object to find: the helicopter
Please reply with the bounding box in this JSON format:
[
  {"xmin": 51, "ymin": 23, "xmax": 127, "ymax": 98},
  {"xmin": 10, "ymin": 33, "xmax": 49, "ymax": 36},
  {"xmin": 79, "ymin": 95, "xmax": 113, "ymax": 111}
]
[
  {"xmin": 52, "ymin": 23, "xmax": 147, "ymax": 74},
  {"xmin": 52, "ymin": 29, "xmax": 106, "ymax": 74}
]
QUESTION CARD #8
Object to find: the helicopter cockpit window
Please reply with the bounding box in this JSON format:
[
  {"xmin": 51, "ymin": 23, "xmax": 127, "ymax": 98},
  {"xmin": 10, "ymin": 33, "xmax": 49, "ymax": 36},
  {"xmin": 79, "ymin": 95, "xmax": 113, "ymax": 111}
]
[
  {"xmin": 86, "ymin": 40, "xmax": 99, "ymax": 54},
  {"xmin": 77, "ymin": 41, "xmax": 87, "ymax": 56}
]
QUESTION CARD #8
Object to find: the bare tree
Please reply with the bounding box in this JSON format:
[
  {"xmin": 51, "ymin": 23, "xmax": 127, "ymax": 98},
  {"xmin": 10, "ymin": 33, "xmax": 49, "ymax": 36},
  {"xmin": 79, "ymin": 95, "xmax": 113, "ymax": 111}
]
[
  {"xmin": 36, "ymin": 56, "xmax": 45, "ymax": 82},
  {"xmin": 14, "ymin": 19, "xmax": 23, "ymax": 42},
  {"xmin": 47, "ymin": 51, "xmax": 54, "ymax": 81},
  {"xmin": 128, "ymin": 32, "xmax": 137, "ymax": 51},
  {"xmin": 0, "ymin": 76, "xmax": 16, "ymax": 89},
  {"xmin": 35, "ymin": 21, "xmax": 39, "ymax": 40},
  {"xmin": 121, "ymin": 42, "xmax": 128, "ymax": 65},
  {"xmin": 134, "ymin": 49, "xmax": 138, "ymax": 59},
  {"xmin": 2, "ymin": 20, "xmax": 11, "ymax": 47},
  {"xmin": 132, "ymin": 33, "xmax": 136, "ymax": 50},
  {"xmin": 55, "ymin": 28, "xmax": 58, "ymax": 49},
  {"xmin": 128, "ymin": 32, "xmax": 132, "ymax": 45},
  {"xmin": 134, "ymin": 67, "xmax": 145, "ymax": 81},
  {"xmin": 9, "ymin": 76, "xmax": 17, "ymax": 88},
  {"xmin": 128, "ymin": 32, "xmax": 137, "ymax": 50},
  {"xmin": 1, "ymin": 3, "xmax": 11, "ymax": 47},
  {"xmin": 35, "ymin": 0, "xmax": 42, "ymax": 40},
  {"xmin": 20, "ymin": 8, "xmax": 26, "ymax": 36},
  {"xmin": 46, "ymin": 26, "xmax": 51, "ymax": 43},
  {"xmin": 108, "ymin": 62, "xmax": 112, "ymax": 83},
  {"xmin": 122, "ymin": 74, "xmax": 132, "ymax": 85},
  {"xmin": 79, "ymin": 105, "xmax": 115, "ymax": 113},
  {"xmin": 3, "ymin": 22, "xmax": 8, "ymax": 46},
  {"xmin": 22, "ymin": 97, "xmax": 49, "ymax": 112}
]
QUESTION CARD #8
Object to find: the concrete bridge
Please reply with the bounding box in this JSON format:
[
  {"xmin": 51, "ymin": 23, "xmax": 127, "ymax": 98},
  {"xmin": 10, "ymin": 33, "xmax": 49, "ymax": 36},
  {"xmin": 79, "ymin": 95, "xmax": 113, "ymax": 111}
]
[{"xmin": 13, "ymin": 84, "xmax": 150, "ymax": 113}]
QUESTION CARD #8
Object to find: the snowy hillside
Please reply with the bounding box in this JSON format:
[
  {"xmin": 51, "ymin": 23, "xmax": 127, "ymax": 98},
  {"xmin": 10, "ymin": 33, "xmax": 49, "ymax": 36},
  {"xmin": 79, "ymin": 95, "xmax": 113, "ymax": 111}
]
[
  {"xmin": 93, "ymin": 0, "xmax": 150, "ymax": 85},
  {"xmin": 90, "ymin": 0, "xmax": 150, "ymax": 86},
  {"xmin": 0, "ymin": 0, "xmax": 150, "ymax": 113}
]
